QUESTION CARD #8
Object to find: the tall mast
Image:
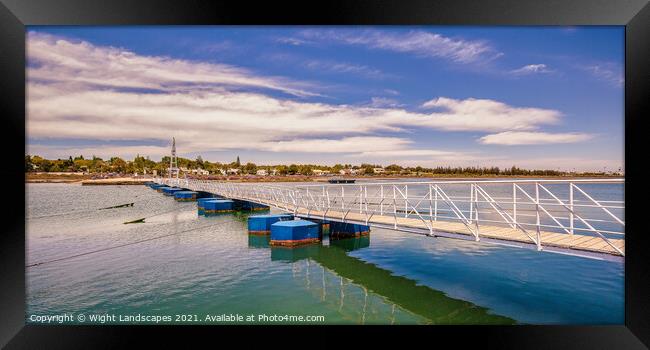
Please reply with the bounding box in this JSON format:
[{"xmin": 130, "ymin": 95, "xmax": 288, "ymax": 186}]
[{"xmin": 169, "ymin": 137, "xmax": 178, "ymax": 180}]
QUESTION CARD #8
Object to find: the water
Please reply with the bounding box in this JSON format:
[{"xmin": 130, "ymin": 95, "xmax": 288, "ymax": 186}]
[{"xmin": 26, "ymin": 183, "xmax": 624, "ymax": 325}]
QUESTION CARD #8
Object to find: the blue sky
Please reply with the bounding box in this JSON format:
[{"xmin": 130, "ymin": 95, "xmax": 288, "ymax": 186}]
[{"xmin": 26, "ymin": 26, "xmax": 624, "ymax": 171}]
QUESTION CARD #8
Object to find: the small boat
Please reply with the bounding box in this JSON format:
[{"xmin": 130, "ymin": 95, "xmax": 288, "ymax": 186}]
[{"xmin": 328, "ymin": 178, "xmax": 356, "ymax": 184}]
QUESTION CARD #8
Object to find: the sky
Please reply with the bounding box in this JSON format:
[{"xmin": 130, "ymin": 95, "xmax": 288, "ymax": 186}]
[{"xmin": 26, "ymin": 26, "xmax": 624, "ymax": 171}]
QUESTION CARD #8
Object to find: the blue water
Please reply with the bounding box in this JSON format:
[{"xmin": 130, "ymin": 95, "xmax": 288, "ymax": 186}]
[{"xmin": 26, "ymin": 183, "xmax": 624, "ymax": 325}]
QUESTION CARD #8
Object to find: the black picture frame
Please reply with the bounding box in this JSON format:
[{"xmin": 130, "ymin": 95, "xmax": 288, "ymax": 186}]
[{"xmin": 1, "ymin": 0, "xmax": 648, "ymax": 348}]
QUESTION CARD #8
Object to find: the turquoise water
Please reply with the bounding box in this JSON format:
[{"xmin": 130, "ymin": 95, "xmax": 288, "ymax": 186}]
[{"xmin": 26, "ymin": 183, "xmax": 624, "ymax": 325}]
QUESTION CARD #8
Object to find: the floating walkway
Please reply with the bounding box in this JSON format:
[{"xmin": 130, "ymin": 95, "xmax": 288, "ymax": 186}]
[{"xmin": 153, "ymin": 178, "xmax": 625, "ymax": 261}]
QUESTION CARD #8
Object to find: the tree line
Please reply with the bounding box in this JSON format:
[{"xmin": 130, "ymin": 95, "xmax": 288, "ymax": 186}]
[{"xmin": 25, "ymin": 154, "xmax": 608, "ymax": 176}]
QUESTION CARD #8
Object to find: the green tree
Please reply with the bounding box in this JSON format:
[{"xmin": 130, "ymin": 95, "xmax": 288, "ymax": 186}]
[
  {"xmin": 385, "ymin": 164, "xmax": 402, "ymax": 173},
  {"xmin": 288, "ymin": 164, "xmax": 299, "ymax": 175},
  {"xmin": 109, "ymin": 157, "xmax": 127, "ymax": 173},
  {"xmin": 243, "ymin": 162, "xmax": 257, "ymax": 174},
  {"xmin": 298, "ymin": 165, "xmax": 313, "ymax": 175}
]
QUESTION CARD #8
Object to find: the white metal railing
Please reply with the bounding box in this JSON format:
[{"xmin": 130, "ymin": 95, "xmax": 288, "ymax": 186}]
[{"xmin": 154, "ymin": 177, "xmax": 624, "ymax": 257}]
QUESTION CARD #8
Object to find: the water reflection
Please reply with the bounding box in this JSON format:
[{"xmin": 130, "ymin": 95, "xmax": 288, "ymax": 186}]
[
  {"xmin": 262, "ymin": 236, "xmax": 514, "ymax": 324},
  {"xmin": 248, "ymin": 235, "xmax": 270, "ymax": 249}
]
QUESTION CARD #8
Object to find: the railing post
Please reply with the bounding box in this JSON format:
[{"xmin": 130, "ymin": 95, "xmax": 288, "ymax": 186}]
[
  {"xmin": 364, "ymin": 186, "xmax": 368, "ymax": 213},
  {"xmin": 393, "ymin": 185, "xmax": 397, "ymax": 228},
  {"xmin": 341, "ymin": 187, "xmax": 345, "ymax": 211},
  {"xmin": 404, "ymin": 185, "xmax": 408, "ymax": 218},
  {"xmin": 359, "ymin": 185, "xmax": 363, "ymax": 214},
  {"xmin": 428, "ymin": 184, "xmax": 434, "ymax": 235},
  {"xmin": 429, "ymin": 185, "xmax": 433, "ymax": 220},
  {"xmin": 326, "ymin": 188, "xmax": 330, "ymax": 209},
  {"xmin": 469, "ymin": 184, "xmax": 474, "ymax": 224},
  {"xmin": 569, "ymin": 183, "xmax": 574, "ymax": 234},
  {"xmin": 380, "ymin": 185, "xmax": 384, "ymax": 216},
  {"xmin": 513, "ymin": 183, "xmax": 517, "ymax": 224},
  {"xmin": 535, "ymin": 182, "xmax": 541, "ymax": 250},
  {"xmin": 434, "ymin": 184, "xmax": 438, "ymax": 221},
  {"xmin": 474, "ymin": 184, "xmax": 480, "ymax": 239}
]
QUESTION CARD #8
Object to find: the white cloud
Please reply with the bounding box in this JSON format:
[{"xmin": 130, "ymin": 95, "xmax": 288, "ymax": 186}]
[
  {"xmin": 510, "ymin": 64, "xmax": 553, "ymax": 75},
  {"xmin": 264, "ymin": 137, "xmax": 412, "ymax": 153},
  {"xmin": 275, "ymin": 37, "xmax": 310, "ymax": 46},
  {"xmin": 353, "ymin": 149, "xmax": 467, "ymax": 160},
  {"xmin": 27, "ymin": 32, "xmax": 319, "ymax": 97},
  {"xmin": 420, "ymin": 97, "xmax": 561, "ymax": 131},
  {"xmin": 293, "ymin": 29, "xmax": 502, "ymax": 64},
  {"xmin": 368, "ymin": 97, "xmax": 402, "ymax": 108},
  {"xmin": 478, "ymin": 131, "xmax": 594, "ymax": 145},
  {"xmin": 302, "ymin": 60, "xmax": 391, "ymax": 79},
  {"xmin": 580, "ymin": 63, "xmax": 623, "ymax": 87}
]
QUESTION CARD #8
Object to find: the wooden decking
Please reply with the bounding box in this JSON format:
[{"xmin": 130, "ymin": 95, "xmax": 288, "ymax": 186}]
[{"xmin": 244, "ymin": 197, "xmax": 625, "ymax": 258}]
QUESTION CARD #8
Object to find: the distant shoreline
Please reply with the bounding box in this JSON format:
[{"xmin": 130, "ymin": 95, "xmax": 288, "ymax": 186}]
[{"xmin": 25, "ymin": 173, "xmax": 624, "ymax": 185}]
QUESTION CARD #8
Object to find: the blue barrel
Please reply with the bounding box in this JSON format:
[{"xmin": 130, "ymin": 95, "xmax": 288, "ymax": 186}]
[
  {"xmin": 162, "ymin": 187, "xmax": 183, "ymax": 196},
  {"xmin": 270, "ymin": 220, "xmax": 320, "ymax": 247},
  {"xmin": 203, "ymin": 199, "xmax": 234, "ymax": 215},
  {"xmin": 329, "ymin": 222, "xmax": 370, "ymax": 238},
  {"xmin": 248, "ymin": 214, "xmax": 294, "ymax": 234},
  {"xmin": 239, "ymin": 201, "xmax": 270, "ymax": 211},
  {"xmin": 174, "ymin": 191, "xmax": 198, "ymax": 201},
  {"xmin": 157, "ymin": 186, "xmax": 171, "ymax": 193},
  {"xmin": 197, "ymin": 197, "xmax": 219, "ymax": 214}
]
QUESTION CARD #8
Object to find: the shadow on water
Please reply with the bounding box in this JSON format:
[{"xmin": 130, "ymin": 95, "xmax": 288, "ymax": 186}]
[{"xmin": 252, "ymin": 235, "xmax": 515, "ymax": 325}]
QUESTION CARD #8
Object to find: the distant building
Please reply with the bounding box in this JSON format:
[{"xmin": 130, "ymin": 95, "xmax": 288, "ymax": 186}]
[
  {"xmin": 256, "ymin": 169, "xmax": 268, "ymax": 176},
  {"xmin": 227, "ymin": 168, "xmax": 240, "ymax": 175},
  {"xmin": 190, "ymin": 168, "xmax": 209, "ymax": 175},
  {"xmin": 312, "ymin": 169, "xmax": 329, "ymax": 176},
  {"xmin": 339, "ymin": 168, "xmax": 359, "ymax": 175},
  {"xmin": 373, "ymin": 167, "xmax": 385, "ymax": 174}
]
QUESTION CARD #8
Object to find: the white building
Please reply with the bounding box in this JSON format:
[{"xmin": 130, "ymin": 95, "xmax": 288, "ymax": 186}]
[
  {"xmin": 339, "ymin": 168, "xmax": 359, "ymax": 175},
  {"xmin": 190, "ymin": 168, "xmax": 209, "ymax": 175},
  {"xmin": 312, "ymin": 169, "xmax": 329, "ymax": 176},
  {"xmin": 373, "ymin": 167, "xmax": 385, "ymax": 174},
  {"xmin": 256, "ymin": 169, "xmax": 268, "ymax": 176},
  {"xmin": 227, "ymin": 168, "xmax": 240, "ymax": 175}
]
